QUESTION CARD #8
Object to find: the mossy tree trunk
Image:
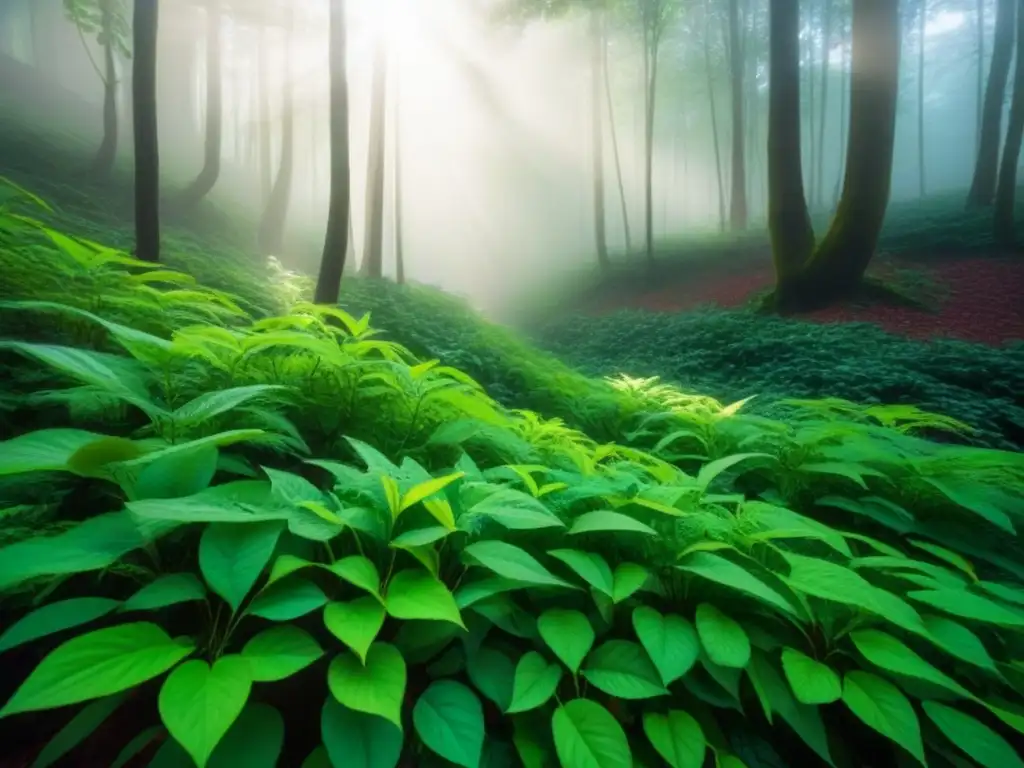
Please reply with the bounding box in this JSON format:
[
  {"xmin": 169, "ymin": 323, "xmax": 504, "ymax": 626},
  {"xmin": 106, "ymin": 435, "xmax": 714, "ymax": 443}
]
[
  {"xmin": 993, "ymin": 0, "xmax": 1024, "ymax": 245},
  {"xmin": 179, "ymin": 0, "xmax": 223, "ymax": 207},
  {"xmin": 968, "ymin": 0, "xmax": 1016, "ymax": 207},
  {"xmin": 314, "ymin": 0, "xmax": 352, "ymax": 306},
  {"xmin": 771, "ymin": 0, "xmax": 901, "ymax": 312},
  {"xmin": 132, "ymin": 0, "xmax": 160, "ymax": 263},
  {"xmin": 360, "ymin": 37, "xmax": 388, "ymax": 278}
]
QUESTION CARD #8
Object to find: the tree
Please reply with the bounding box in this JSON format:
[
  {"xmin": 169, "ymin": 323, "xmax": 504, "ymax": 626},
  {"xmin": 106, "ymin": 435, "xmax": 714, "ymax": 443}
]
[
  {"xmin": 993, "ymin": 0, "xmax": 1024, "ymax": 244},
  {"xmin": 968, "ymin": 0, "xmax": 1015, "ymax": 207},
  {"xmin": 360, "ymin": 36, "xmax": 389, "ymax": 278},
  {"xmin": 179, "ymin": 0, "xmax": 223, "ymax": 207},
  {"xmin": 258, "ymin": 9, "xmax": 296, "ymax": 256},
  {"xmin": 590, "ymin": 6, "xmax": 609, "ymax": 267},
  {"xmin": 314, "ymin": 0, "xmax": 352, "ymax": 305},
  {"xmin": 726, "ymin": 0, "xmax": 747, "ymax": 229},
  {"xmin": 132, "ymin": 0, "xmax": 160, "ymax": 263},
  {"xmin": 769, "ymin": 0, "xmax": 902, "ymax": 311}
]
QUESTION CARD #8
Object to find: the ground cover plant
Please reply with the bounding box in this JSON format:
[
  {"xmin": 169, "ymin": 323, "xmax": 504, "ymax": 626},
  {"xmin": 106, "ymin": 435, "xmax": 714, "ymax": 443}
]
[{"xmin": 1, "ymin": 196, "xmax": 1024, "ymax": 768}]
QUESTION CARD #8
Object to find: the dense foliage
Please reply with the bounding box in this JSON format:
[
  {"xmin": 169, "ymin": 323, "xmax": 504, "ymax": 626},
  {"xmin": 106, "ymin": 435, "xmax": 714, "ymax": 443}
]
[{"xmin": 1, "ymin": 184, "xmax": 1024, "ymax": 768}]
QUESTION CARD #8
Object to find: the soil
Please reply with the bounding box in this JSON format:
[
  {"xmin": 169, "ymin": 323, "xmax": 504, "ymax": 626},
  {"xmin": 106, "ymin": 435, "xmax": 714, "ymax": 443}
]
[{"xmin": 586, "ymin": 254, "xmax": 1024, "ymax": 346}]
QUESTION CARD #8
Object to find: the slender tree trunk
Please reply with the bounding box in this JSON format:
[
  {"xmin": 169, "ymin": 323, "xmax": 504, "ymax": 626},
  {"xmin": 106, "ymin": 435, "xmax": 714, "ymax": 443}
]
[
  {"xmin": 258, "ymin": 25, "xmax": 272, "ymax": 206},
  {"xmin": 833, "ymin": 20, "xmax": 849, "ymax": 208},
  {"xmin": 780, "ymin": 0, "xmax": 902, "ymax": 311},
  {"xmin": 704, "ymin": 1, "xmax": 725, "ymax": 230},
  {"xmin": 807, "ymin": 0, "xmax": 817, "ymax": 211},
  {"xmin": 132, "ymin": 0, "xmax": 160, "ymax": 263},
  {"xmin": 590, "ymin": 7, "xmax": 609, "ymax": 268},
  {"xmin": 394, "ymin": 64, "xmax": 405, "ymax": 284},
  {"xmin": 603, "ymin": 37, "xmax": 632, "ymax": 253},
  {"xmin": 314, "ymin": 0, "xmax": 352, "ymax": 305},
  {"xmin": 977, "ymin": 0, "xmax": 986, "ymax": 156},
  {"xmin": 258, "ymin": 10, "xmax": 296, "ymax": 256},
  {"xmin": 360, "ymin": 37, "xmax": 389, "ymax": 278},
  {"xmin": 816, "ymin": 0, "xmax": 832, "ymax": 210},
  {"xmin": 727, "ymin": 0, "xmax": 747, "ymax": 229},
  {"xmin": 993, "ymin": 0, "xmax": 1024, "ymax": 244},
  {"xmin": 918, "ymin": 0, "xmax": 926, "ymax": 198},
  {"xmin": 642, "ymin": 28, "xmax": 660, "ymax": 263},
  {"xmin": 91, "ymin": 0, "xmax": 119, "ymax": 178},
  {"xmin": 968, "ymin": 0, "xmax": 1016, "ymax": 206},
  {"xmin": 768, "ymin": 0, "xmax": 815, "ymax": 284},
  {"xmin": 180, "ymin": 0, "xmax": 223, "ymax": 206}
]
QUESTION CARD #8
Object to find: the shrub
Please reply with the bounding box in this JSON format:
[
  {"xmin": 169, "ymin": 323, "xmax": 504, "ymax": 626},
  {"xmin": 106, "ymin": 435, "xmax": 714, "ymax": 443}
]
[{"xmin": 1, "ymin": 197, "xmax": 1024, "ymax": 768}]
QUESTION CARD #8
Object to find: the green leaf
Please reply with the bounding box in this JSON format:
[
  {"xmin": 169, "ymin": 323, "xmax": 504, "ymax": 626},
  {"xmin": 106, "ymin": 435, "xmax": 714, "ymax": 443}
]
[
  {"xmin": 465, "ymin": 487, "xmax": 564, "ymax": 530},
  {"xmin": 199, "ymin": 520, "xmax": 284, "ymax": 612},
  {"xmin": 908, "ymin": 589, "xmax": 1024, "ymax": 627},
  {"xmin": 241, "ymin": 625, "xmax": 324, "ymax": 682},
  {"xmin": 208, "ymin": 702, "xmax": 285, "ymax": 768},
  {"xmin": 643, "ymin": 710, "xmax": 705, "ymax": 768},
  {"xmin": 695, "ymin": 604, "xmax": 750, "ymax": 669},
  {"xmin": 413, "ymin": 680, "xmax": 485, "ymax": 768},
  {"xmin": 158, "ymin": 656, "xmax": 253, "ymax": 768},
  {"xmin": 678, "ymin": 552, "xmax": 797, "ymax": 615},
  {"xmin": 612, "ymin": 562, "xmax": 649, "ymax": 602},
  {"xmin": 632, "ymin": 606, "xmax": 700, "ymax": 685},
  {"xmin": 0, "ymin": 597, "xmax": 120, "ymax": 654},
  {"xmin": 780, "ymin": 648, "xmax": 841, "ymax": 705},
  {"xmin": 537, "ymin": 609, "xmax": 594, "ymax": 674},
  {"xmin": 110, "ymin": 726, "xmax": 162, "ymax": 768},
  {"xmin": 172, "ymin": 385, "xmax": 288, "ymax": 427},
  {"xmin": 133, "ymin": 445, "xmax": 219, "ymax": 500},
  {"xmin": 841, "ymin": 671, "xmax": 924, "ymax": 764},
  {"xmin": 122, "ymin": 574, "xmax": 206, "ymax": 613},
  {"xmin": 321, "ymin": 696, "xmax": 403, "ymax": 768},
  {"xmin": 463, "ymin": 541, "xmax": 574, "ymax": 589},
  {"xmin": 246, "ymin": 579, "xmax": 327, "ymax": 621},
  {"xmin": 0, "ymin": 622, "xmax": 194, "ymax": 717},
  {"xmin": 850, "ymin": 629, "xmax": 972, "ymax": 698},
  {"xmin": 922, "ymin": 614, "xmax": 998, "ymax": 672},
  {"xmin": 697, "ymin": 453, "xmax": 771, "ymax": 490},
  {"xmin": 548, "ymin": 549, "xmax": 613, "ymax": 596},
  {"xmin": 324, "ymin": 597, "xmax": 386, "ymax": 663},
  {"xmin": 783, "ymin": 552, "xmax": 881, "ymax": 611},
  {"xmin": 922, "ymin": 701, "xmax": 1024, "ymax": 768},
  {"xmin": 327, "ymin": 556, "xmax": 381, "ymax": 597},
  {"xmin": 0, "ymin": 428, "xmax": 113, "ymax": 475},
  {"xmin": 507, "ymin": 652, "xmax": 562, "ymax": 714},
  {"xmin": 466, "ymin": 646, "xmax": 516, "ymax": 711},
  {"xmin": 567, "ymin": 510, "xmax": 658, "ymax": 536},
  {"xmin": 327, "ymin": 643, "xmax": 406, "ymax": 730},
  {"xmin": 551, "ymin": 699, "xmax": 631, "ymax": 768},
  {"xmin": 390, "ymin": 526, "xmax": 450, "ymax": 548},
  {"xmin": 30, "ymin": 693, "xmax": 127, "ymax": 768},
  {"xmin": 583, "ymin": 640, "xmax": 668, "ymax": 699},
  {"xmin": 385, "ymin": 569, "xmax": 465, "ymax": 627}
]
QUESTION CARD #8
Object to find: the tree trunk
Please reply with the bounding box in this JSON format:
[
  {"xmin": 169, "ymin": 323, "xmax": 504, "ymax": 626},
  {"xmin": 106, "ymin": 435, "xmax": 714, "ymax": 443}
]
[
  {"xmin": 768, "ymin": 0, "xmax": 815, "ymax": 284},
  {"xmin": 779, "ymin": 0, "xmax": 902, "ymax": 311},
  {"xmin": 833, "ymin": 19, "xmax": 849, "ymax": 208},
  {"xmin": 603, "ymin": 34, "xmax": 631, "ymax": 254},
  {"xmin": 258, "ymin": 24, "xmax": 272, "ymax": 206},
  {"xmin": 816, "ymin": 0, "xmax": 832, "ymax": 211},
  {"xmin": 180, "ymin": 0, "xmax": 223, "ymax": 207},
  {"xmin": 993, "ymin": 0, "xmax": 1024, "ymax": 244},
  {"xmin": 258, "ymin": 10, "xmax": 296, "ymax": 256},
  {"xmin": 91, "ymin": 0, "xmax": 118, "ymax": 178},
  {"xmin": 806, "ymin": 0, "xmax": 817, "ymax": 210},
  {"xmin": 642, "ymin": 25, "xmax": 660, "ymax": 263},
  {"xmin": 704, "ymin": 0, "xmax": 725, "ymax": 230},
  {"xmin": 977, "ymin": 0, "xmax": 985, "ymax": 156},
  {"xmin": 360, "ymin": 37, "xmax": 388, "ymax": 278},
  {"xmin": 918, "ymin": 0, "xmax": 926, "ymax": 198},
  {"xmin": 314, "ymin": 0, "xmax": 352, "ymax": 305},
  {"xmin": 727, "ymin": 0, "xmax": 747, "ymax": 229},
  {"xmin": 968, "ymin": 0, "xmax": 1016, "ymax": 206},
  {"xmin": 132, "ymin": 0, "xmax": 160, "ymax": 263},
  {"xmin": 590, "ymin": 7, "xmax": 609, "ymax": 268}
]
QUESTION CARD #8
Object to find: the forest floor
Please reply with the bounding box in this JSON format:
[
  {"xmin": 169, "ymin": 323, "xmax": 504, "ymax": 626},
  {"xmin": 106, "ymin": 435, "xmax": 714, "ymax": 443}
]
[{"xmin": 579, "ymin": 252, "xmax": 1024, "ymax": 346}]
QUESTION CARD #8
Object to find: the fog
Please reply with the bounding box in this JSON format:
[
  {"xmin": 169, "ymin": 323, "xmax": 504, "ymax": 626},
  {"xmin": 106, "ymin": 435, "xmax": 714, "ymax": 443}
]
[{"xmin": 0, "ymin": 0, "xmax": 1005, "ymax": 313}]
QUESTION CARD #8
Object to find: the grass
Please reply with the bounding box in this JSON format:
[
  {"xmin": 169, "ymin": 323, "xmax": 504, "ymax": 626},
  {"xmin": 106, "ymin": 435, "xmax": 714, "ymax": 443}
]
[{"xmin": 0, "ymin": 168, "xmax": 1024, "ymax": 767}]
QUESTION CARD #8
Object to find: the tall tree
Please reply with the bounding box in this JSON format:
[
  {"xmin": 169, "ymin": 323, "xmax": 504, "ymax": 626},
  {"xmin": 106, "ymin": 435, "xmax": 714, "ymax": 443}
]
[
  {"xmin": 258, "ymin": 8, "xmax": 296, "ymax": 256},
  {"xmin": 968, "ymin": 0, "xmax": 1016, "ymax": 207},
  {"xmin": 703, "ymin": 0, "xmax": 725, "ymax": 229},
  {"xmin": 769, "ymin": 0, "xmax": 902, "ymax": 311},
  {"xmin": 977, "ymin": 0, "xmax": 985, "ymax": 155},
  {"xmin": 815, "ymin": 0, "xmax": 832, "ymax": 211},
  {"xmin": 993, "ymin": 0, "xmax": 1024, "ymax": 244},
  {"xmin": 727, "ymin": 0, "xmax": 747, "ymax": 229},
  {"xmin": 590, "ymin": 5, "xmax": 609, "ymax": 268},
  {"xmin": 314, "ymin": 0, "xmax": 352, "ymax": 305},
  {"xmin": 179, "ymin": 0, "xmax": 223, "ymax": 206},
  {"xmin": 394, "ymin": 68, "xmax": 406, "ymax": 285},
  {"xmin": 360, "ymin": 36, "xmax": 389, "ymax": 278},
  {"xmin": 917, "ymin": 0, "xmax": 926, "ymax": 198},
  {"xmin": 132, "ymin": 0, "xmax": 160, "ymax": 263}
]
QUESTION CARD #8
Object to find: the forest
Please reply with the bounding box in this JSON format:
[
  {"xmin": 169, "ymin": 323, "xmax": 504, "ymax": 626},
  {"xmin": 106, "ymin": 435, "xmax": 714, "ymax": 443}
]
[{"xmin": 0, "ymin": 0, "xmax": 1022, "ymax": 766}]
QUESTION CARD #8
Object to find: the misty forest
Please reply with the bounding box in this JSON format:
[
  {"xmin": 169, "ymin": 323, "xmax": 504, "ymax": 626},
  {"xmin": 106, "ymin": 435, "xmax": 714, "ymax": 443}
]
[{"xmin": 0, "ymin": 0, "xmax": 1023, "ymax": 766}]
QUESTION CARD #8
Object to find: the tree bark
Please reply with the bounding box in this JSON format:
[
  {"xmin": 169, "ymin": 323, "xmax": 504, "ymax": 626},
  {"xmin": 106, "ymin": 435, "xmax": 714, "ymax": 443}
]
[
  {"xmin": 590, "ymin": 7, "xmax": 609, "ymax": 268},
  {"xmin": 779, "ymin": 0, "xmax": 902, "ymax": 311},
  {"xmin": 394, "ymin": 70, "xmax": 405, "ymax": 285},
  {"xmin": 704, "ymin": 0, "xmax": 725, "ymax": 230},
  {"xmin": 132, "ymin": 0, "xmax": 160, "ymax": 263},
  {"xmin": 727, "ymin": 0, "xmax": 747, "ymax": 229},
  {"xmin": 314, "ymin": 0, "xmax": 352, "ymax": 305},
  {"xmin": 92, "ymin": 0, "xmax": 119, "ymax": 178},
  {"xmin": 918, "ymin": 0, "xmax": 926, "ymax": 198},
  {"xmin": 968, "ymin": 0, "xmax": 1016, "ymax": 207},
  {"xmin": 180, "ymin": 0, "xmax": 223, "ymax": 207},
  {"xmin": 768, "ymin": 0, "xmax": 815, "ymax": 284},
  {"xmin": 993, "ymin": 0, "xmax": 1024, "ymax": 244},
  {"xmin": 602, "ymin": 34, "xmax": 632, "ymax": 254},
  {"xmin": 642, "ymin": 15, "xmax": 661, "ymax": 264},
  {"xmin": 833, "ymin": 16, "xmax": 849, "ymax": 208},
  {"xmin": 977, "ymin": 0, "xmax": 985, "ymax": 156},
  {"xmin": 360, "ymin": 37, "xmax": 388, "ymax": 278},
  {"xmin": 816, "ymin": 0, "xmax": 832, "ymax": 211},
  {"xmin": 806, "ymin": 0, "xmax": 817, "ymax": 210},
  {"xmin": 258, "ymin": 9, "xmax": 296, "ymax": 256}
]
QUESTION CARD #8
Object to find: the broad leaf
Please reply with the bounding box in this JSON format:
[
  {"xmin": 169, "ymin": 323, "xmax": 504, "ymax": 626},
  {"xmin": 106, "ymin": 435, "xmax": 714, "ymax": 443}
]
[
  {"xmin": 385, "ymin": 569, "xmax": 465, "ymax": 627},
  {"xmin": 551, "ymin": 699, "xmax": 631, "ymax": 768},
  {"xmin": 537, "ymin": 609, "xmax": 594, "ymax": 675},
  {"xmin": 696, "ymin": 604, "xmax": 750, "ymax": 669},
  {"xmin": 327, "ymin": 644, "xmax": 406, "ymax": 730},
  {"xmin": 841, "ymin": 671, "xmax": 924, "ymax": 764},
  {"xmin": 0, "ymin": 597, "xmax": 120, "ymax": 654},
  {"xmin": 922, "ymin": 701, "xmax": 1024, "ymax": 768},
  {"xmin": 324, "ymin": 598, "xmax": 386, "ymax": 663},
  {"xmin": 241, "ymin": 626, "xmax": 323, "ymax": 682},
  {"xmin": 632, "ymin": 606, "xmax": 700, "ymax": 685},
  {"xmin": 780, "ymin": 648, "xmax": 841, "ymax": 705},
  {"xmin": 643, "ymin": 710, "xmax": 705, "ymax": 768},
  {"xmin": 507, "ymin": 652, "xmax": 562, "ymax": 713},
  {"xmin": 583, "ymin": 640, "xmax": 668, "ymax": 699},
  {"xmin": 463, "ymin": 541, "xmax": 574, "ymax": 589},
  {"xmin": 122, "ymin": 574, "xmax": 206, "ymax": 613},
  {"xmin": 413, "ymin": 680, "xmax": 485, "ymax": 768},
  {"xmin": 199, "ymin": 521, "xmax": 284, "ymax": 611},
  {"xmin": 321, "ymin": 696, "xmax": 403, "ymax": 768}
]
